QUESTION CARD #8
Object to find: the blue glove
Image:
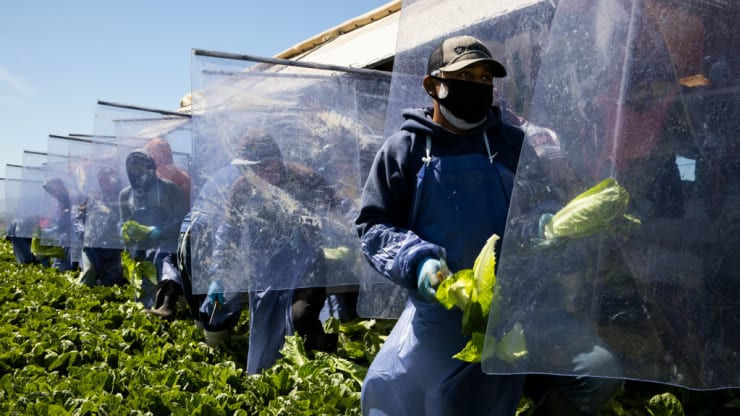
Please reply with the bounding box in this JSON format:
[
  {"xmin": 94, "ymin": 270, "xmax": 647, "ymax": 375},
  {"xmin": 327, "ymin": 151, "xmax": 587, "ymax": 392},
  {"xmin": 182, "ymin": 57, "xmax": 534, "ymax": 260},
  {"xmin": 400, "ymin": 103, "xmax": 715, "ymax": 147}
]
[
  {"xmin": 208, "ymin": 280, "xmax": 225, "ymax": 305},
  {"xmin": 417, "ymin": 258, "xmax": 444, "ymax": 303},
  {"xmin": 538, "ymin": 213, "xmax": 553, "ymax": 239},
  {"xmin": 148, "ymin": 226, "xmax": 161, "ymax": 240},
  {"xmin": 532, "ymin": 213, "xmax": 558, "ymax": 249}
]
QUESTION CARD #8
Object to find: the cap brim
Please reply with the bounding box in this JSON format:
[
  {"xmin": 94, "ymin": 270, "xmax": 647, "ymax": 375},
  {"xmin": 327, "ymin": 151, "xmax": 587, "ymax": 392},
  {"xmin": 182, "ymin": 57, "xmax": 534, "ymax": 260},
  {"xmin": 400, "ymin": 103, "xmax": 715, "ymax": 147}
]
[
  {"xmin": 439, "ymin": 58, "xmax": 507, "ymax": 77},
  {"xmin": 231, "ymin": 158, "xmax": 261, "ymax": 166}
]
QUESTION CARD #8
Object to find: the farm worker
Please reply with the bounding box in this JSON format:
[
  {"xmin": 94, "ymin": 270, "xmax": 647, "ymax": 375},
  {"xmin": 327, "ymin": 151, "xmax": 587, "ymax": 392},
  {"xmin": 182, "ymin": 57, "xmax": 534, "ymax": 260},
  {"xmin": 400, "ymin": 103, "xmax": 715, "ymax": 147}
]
[
  {"xmin": 119, "ymin": 149, "xmax": 188, "ymax": 313},
  {"xmin": 177, "ymin": 161, "xmax": 243, "ymax": 327},
  {"xmin": 78, "ymin": 166, "xmax": 125, "ymax": 286},
  {"xmin": 6, "ymin": 222, "xmax": 43, "ymax": 265},
  {"xmin": 144, "ymin": 138, "xmax": 191, "ymax": 203},
  {"xmin": 355, "ymin": 35, "xmax": 526, "ymax": 415},
  {"xmin": 6, "ymin": 229, "xmax": 35, "ymax": 264},
  {"xmin": 36, "ymin": 177, "xmax": 75, "ymax": 271},
  {"xmin": 201, "ymin": 131, "xmax": 338, "ymax": 374}
]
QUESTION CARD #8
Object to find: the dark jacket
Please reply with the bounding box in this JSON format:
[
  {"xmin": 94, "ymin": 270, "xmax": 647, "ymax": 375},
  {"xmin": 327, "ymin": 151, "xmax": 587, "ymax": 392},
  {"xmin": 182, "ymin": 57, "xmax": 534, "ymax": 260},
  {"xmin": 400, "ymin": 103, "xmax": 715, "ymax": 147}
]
[
  {"xmin": 118, "ymin": 177, "xmax": 187, "ymax": 252},
  {"xmin": 355, "ymin": 106, "xmax": 524, "ymax": 288}
]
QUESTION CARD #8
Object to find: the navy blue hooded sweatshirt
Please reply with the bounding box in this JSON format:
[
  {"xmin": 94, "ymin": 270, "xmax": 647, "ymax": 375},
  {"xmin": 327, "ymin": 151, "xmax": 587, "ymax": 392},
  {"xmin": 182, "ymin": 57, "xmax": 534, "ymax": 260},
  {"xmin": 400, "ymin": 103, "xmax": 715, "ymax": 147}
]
[{"xmin": 355, "ymin": 106, "xmax": 524, "ymax": 289}]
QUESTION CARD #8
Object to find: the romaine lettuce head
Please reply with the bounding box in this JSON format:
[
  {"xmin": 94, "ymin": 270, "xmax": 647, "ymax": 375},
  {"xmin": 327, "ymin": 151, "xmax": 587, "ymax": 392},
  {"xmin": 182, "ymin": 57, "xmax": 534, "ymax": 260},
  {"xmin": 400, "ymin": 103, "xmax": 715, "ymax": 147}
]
[
  {"xmin": 545, "ymin": 178, "xmax": 630, "ymax": 239},
  {"xmin": 436, "ymin": 234, "xmax": 499, "ymax": 333}
]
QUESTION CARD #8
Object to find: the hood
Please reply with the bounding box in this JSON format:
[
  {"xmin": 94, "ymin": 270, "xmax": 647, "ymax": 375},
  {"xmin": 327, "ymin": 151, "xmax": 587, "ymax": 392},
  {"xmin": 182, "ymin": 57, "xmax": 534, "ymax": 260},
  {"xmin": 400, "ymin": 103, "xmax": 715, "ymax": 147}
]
[
  {"xmin": 43, "ymin": 177, "xmax": 70, "ymax": 207},
  {"xmin": 125, "ymin": 149, "xmax": 156, "ymax": 173},
  {"xmin": 125, "ymin": 149, "xmax": 157, "ymax": 192},
  {"xmin": 400, "ymin": 106, "xmax": 500, "ymax": 143},
  {"xmin": 144, "ymin": 138, "xmax": 174, "ymax": 168}
]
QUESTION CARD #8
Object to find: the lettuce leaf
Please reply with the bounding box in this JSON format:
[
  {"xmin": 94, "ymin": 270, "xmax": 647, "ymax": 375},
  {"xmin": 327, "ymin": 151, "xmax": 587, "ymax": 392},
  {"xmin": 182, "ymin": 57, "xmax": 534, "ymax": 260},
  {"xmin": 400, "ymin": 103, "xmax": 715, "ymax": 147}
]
[
  {"xmin": 647, "ymin": 392, "xmax": 685, "ymax": 416},
  {"xmin": 436, "ymin": 234, "xmax": 526, "ymax": 362},
  {"xmin": 121, "ymin": 220, "xmax": 153, "ymax": 243},
  {"xmin": 494, "ymin": 322, "xmax": 528, "ymax": 363},
  {"xmin": 30, "ymin": 236, "xmax": 66, "ymax": 259},
  {"xmin": 545, "ymin": 177, "xmax": 636, "ymax": 240},
  {"xmin": 453, "ymin": 332, "xmax": 485, "ymax": 362},
  {"xmin": 121, "ymin": 251, "xmax": 157, "ymax": 299}
]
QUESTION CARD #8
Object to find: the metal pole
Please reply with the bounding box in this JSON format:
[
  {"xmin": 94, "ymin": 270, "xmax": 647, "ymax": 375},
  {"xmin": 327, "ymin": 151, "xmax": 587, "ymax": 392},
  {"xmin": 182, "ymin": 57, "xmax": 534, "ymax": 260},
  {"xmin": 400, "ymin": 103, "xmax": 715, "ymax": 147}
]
[
  {"xmin": 48, "ymin": 135, "xmax": 94, "ymax": 144},
  {"xmin": 97, "ymin": 100, "xmax": 192, "ymax": 118},
  {"xmin": 68, "ymin": 133, "xmax": 117, "ymax": 139},
  {"xmin": 193, "ymin": 49, "xmax": 392, "ymax": 78}
]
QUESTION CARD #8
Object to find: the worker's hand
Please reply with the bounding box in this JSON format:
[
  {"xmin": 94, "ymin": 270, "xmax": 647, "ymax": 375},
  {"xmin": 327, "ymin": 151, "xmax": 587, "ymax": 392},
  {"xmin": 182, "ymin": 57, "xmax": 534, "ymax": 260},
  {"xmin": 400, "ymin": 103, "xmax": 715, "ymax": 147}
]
[
  {"xmin": 122, "ymin": 220, "xmax": 159, "ymax": 243},
  {"xmin": 322, "ymin": 246, "xmax": 350, "ymax": 260},
  {"xmin": 147, "ymin": 226, "xmax": 161, "ymax": 240},
  {"xmin": 417, "ymin": 258, "xmax": 448, "ymax": 303},
  {"xmin": 207, "ymin": 280, "xmax": 225, "ymax": 306},
  {"xmin": 531, "ymin": 213, "xmax": 558, "ymax": 249},
  {"xmin": 572, "ymin": 345, "xmax": 613, "ymax": 374}
]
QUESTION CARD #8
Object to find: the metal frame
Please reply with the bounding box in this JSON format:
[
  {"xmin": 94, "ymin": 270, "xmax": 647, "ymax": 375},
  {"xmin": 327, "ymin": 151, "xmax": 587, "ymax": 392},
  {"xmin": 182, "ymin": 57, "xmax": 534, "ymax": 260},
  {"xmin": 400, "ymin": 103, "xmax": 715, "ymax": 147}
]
[
  {"xmin": 193, "ymin": 49, "xmax": 392, "ymax": 78},
  {"xmin": 97, "ymin": 100, "xmax": 192, "ymax": 118},
  {"xmin": 68, "ymin": 134, "xmax": 116, "ymax": 139},
  {"xmin": 48, "ymin": 134, "xmax": 93, "ymax": 144}
]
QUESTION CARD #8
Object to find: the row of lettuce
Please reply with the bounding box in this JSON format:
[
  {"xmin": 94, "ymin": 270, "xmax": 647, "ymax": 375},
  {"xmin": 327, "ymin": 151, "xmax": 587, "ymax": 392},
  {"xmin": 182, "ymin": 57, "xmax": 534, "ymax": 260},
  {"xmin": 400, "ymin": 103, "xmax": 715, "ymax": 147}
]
[{"xmin": 1, "ymin": 240, "xmax": 738, "ymax": 415}]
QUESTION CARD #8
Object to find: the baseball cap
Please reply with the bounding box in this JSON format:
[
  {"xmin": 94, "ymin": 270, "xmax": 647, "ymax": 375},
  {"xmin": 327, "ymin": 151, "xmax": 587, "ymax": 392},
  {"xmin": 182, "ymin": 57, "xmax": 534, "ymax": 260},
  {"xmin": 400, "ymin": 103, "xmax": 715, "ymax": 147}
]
[
  {"xmin": 427, "ymin": 35, "xmax": 507, "ymax": 77},
  {"xmin": 232, "ymin": 131, "xmax": 282, "ymax": 166}
]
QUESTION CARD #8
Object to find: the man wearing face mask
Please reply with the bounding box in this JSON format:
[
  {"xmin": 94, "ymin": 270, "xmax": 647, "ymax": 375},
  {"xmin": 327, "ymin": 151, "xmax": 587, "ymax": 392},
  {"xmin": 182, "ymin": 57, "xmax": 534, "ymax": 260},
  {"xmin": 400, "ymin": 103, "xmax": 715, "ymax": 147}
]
[
  {"xmin": 119, "ymin": 149, "xmax": 188, "ymax": 312},
  {"xmin": 34, "ymin": 177, "xmax": 75, "ymax": 271},
  {"xmin": 356, "ymin": 35, "xmax": 526, "ymax": 415},
  {"xmin": 78, "ymin": 166, "xmax": 125, "ymax": 287},
  {"xmin": 201, "ymin": 132, "xmax": 339, "ymax": 373}
]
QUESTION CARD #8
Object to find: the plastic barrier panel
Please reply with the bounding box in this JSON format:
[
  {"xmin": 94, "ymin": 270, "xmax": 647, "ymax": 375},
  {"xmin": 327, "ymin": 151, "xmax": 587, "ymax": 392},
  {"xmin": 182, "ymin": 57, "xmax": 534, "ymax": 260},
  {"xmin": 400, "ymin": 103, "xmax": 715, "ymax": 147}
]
[
  {"xmin": 83, "ymin": 102, "xmax": 191, "ymax": 252},
  {"xmin": 482, "ymin": 0, "xmax": 740, "ymax": 389},
  {"xmin": 190, "ymin": 51, "xmax": 390, "ymax": 295},
  {"xmin": 16, "ymin": 151, "xmax": 50, "ymax": 239},
  {"xmin": 358, "ymin": 0, "xmax": 556, "ymax": 318}
]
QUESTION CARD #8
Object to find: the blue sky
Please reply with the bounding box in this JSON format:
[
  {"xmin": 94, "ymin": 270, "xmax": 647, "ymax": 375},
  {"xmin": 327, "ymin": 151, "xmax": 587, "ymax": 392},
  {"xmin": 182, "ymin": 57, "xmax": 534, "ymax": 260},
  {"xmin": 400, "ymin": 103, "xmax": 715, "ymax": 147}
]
[{"xmin": 0, "ymin": 0, "xmax": 391, "ymax": 172}]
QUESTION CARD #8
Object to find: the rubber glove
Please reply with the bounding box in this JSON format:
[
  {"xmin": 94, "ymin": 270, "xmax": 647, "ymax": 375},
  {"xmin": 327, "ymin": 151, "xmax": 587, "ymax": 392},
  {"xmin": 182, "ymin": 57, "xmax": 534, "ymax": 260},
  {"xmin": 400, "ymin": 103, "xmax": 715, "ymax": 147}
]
[
  {"xmin": 322, "ymin": 246, "xmax": 350, "ymax": 260},
  {"xmin": 208, "ymin": 280, "xmax": 225, "ymax": 306},
  {"xmin": 531, "ymin": 213, "xmax": 559, "ymax": 249},
  {"xmin": 148, "ymin": 226, "xmax": 161, "ymax": 240},
  {"xmin": 572, "ymin": 345, "xmax": 614, "ymax": 374},
  {"xmin": 122, "ymin": 220, "xmax": 160, "ymax": 243},
  {"xmin": 417, "ymin": 258, "xmax": 445, "ymax": 303}
]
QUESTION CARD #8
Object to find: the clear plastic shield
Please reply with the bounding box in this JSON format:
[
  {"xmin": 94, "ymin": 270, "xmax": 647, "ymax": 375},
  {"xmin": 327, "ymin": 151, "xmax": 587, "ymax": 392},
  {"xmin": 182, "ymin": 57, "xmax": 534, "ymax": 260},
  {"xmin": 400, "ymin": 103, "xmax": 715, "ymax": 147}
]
[
  {"xmin": 40, "ymin": 136, "xmax": 92, "ymax": 250},
  {"xmin": 190, "ymin": 52, "xmax": 390, "ymax": 294},
  {"xmin": 483, "ymin": 0, "xmax": 740, "ymax": 388},
  {"xmin": 3, "ymin": 165, "xmax": 23, "ymax": 238},
  {"xmin": 15, "ymin": 152, "xmax": 51, "ymax": 239},
  {"xmin": 82, "ymin": 137, "xmax": 126, "ymax": 249},
  {"xmin": 83, "ymin": 102, "xmax": 191, "ymax": 252},
  {"xmin": 4, "ymin": 164, "xmax": 23, "ymax": 180},
  {"xmin": 0, "ymin": 178, "xmax": 6, "ymax": 237},
  {"xmin": 3, "ymin": 178, "xmax": 24, "ymax": 238},
  {"xmin": 358, "ymin": 0, "xmax": 557, "ymax": 318}
]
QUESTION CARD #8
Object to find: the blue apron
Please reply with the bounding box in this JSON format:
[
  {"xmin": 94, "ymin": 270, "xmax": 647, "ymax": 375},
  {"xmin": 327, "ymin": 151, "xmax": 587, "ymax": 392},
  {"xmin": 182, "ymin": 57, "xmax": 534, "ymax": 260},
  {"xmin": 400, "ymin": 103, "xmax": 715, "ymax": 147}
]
[
  {"xmin": 362, "ymin": 134, "xmax": 524, "ymax": 416},
  {"xmin": 246, "ymin": 289, "xmax": 295, "ymax": 374}
]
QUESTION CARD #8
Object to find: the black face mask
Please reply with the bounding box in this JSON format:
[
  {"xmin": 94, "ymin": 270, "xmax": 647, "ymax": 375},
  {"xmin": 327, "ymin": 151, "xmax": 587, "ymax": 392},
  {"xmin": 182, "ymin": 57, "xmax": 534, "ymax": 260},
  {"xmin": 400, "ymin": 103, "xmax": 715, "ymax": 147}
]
[
  {"xmin": 129, "ymin": 168, "xmax": 156, "ymax": 191},
  {"xmin": 431, "ymin": 77, "xmax": 493, "ymax": 124}
]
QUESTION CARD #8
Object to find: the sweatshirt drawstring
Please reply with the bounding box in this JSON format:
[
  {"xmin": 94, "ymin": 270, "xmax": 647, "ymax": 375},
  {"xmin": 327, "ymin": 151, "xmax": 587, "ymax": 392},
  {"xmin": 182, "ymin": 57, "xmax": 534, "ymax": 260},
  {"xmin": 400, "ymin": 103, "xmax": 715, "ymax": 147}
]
[{"xmin": 423, "ymin": 133, "xmax": 497, "ymax": 166}]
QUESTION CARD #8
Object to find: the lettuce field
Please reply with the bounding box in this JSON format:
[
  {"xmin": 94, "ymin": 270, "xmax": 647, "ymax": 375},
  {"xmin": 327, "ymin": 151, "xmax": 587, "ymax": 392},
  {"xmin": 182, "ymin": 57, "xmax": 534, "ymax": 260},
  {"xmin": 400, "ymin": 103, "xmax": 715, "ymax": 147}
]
[{"xmin": 0, "ymin": 240, "xmax": 738, "ymax": 415}]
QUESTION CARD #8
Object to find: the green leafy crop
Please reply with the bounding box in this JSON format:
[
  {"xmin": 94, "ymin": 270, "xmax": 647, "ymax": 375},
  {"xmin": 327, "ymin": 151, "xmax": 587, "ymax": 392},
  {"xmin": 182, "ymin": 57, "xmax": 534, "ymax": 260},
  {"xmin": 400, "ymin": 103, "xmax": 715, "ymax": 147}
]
[
  {"xmin": 121, "ymin": 220, "xmax": 155, "ymax": 243},
  {"xmin": 121, "ymin": 251, "xmax": 158, "ymax": 297},
  {"xmin": 1, "ymin": 240, "xmax": 737, "ymax": 415},
  {"xmin": 436, "ymin": 234, "xmax": 527, "ymax": 363},
  {"xmin": 544, "ymin": 177, "xmax": 639, "ymax": 240}
]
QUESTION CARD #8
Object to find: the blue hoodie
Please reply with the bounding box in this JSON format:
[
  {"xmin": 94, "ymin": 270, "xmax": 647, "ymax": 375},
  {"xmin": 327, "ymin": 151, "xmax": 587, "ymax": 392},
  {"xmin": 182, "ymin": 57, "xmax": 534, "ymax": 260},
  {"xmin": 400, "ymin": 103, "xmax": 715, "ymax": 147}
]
[{"xmin": 355, "ymin": 106, "xmax": 524, "ymax": 288}]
